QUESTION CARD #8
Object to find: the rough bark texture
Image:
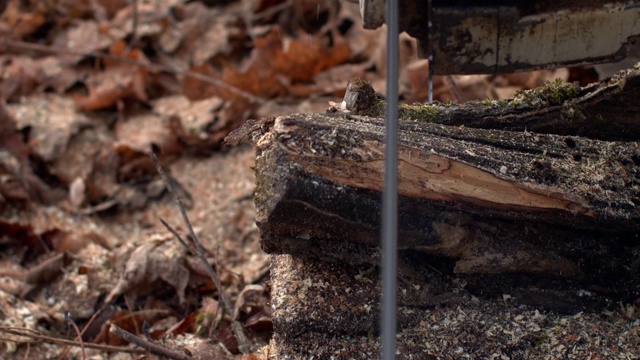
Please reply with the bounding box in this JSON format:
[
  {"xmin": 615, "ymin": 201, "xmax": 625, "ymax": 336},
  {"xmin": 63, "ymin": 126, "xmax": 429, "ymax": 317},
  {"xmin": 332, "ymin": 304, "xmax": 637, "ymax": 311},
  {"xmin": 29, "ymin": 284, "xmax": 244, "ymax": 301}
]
[
  {"xmin": 252, "ymin": 111, "xmax": 639, "ymax": 277},
  {"xmin": 234, "ymin": 67, "xmax": 640, "ymax": 358}
]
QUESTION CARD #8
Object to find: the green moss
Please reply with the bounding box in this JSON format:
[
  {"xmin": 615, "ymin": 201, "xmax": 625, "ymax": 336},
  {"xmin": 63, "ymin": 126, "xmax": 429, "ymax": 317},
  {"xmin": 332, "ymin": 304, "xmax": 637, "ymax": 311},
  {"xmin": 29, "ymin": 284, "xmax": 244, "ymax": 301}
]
[
  {"xmin": 512, "ymin": 78, "xmax": 580, "ymax": 108},
  {"xmin": 357, "ymin": 99, "xmax": 386, "ymax": 118},
  {"xmin": 508, "ymin": 98, "xmax": 522, "ymax": 107},
  {"xmin": 352, "ymin": 96, "xmax": 440, "ymax": 122},
  {"xmin": 398, "ymin": 103, "xmax": 439, "ymax": 122}
]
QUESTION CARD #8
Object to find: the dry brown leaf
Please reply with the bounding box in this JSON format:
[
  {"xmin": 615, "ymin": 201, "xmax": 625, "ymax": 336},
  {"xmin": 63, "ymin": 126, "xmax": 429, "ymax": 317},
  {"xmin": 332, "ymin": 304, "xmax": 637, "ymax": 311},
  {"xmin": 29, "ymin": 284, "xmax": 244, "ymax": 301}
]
[
  {"xmin": 109, "ymin": 2, "xmax": 168, "ymax": 40},
  {"xmin": 0, "ymin": 102, "xmax": 65, "ymax": 205},
  {"xmin": 113, "ymin": 115, "xmax": 172, "ymax": 154},
  {"xmin": 114, "ymin": 113, "xmax": 182, "ymax": 180},
  {"xmin": 221, "ymin": 27, "xmax": 351, "ymax": 98},
  {"xmin": 22, "ymin": 252, "xmax": 66, "ymax": 285},
  {"xmin": 94, "ymin": 308, "xmax": 172, "ymax": 346},
  {"xmin": 233, "ymin": 284, "xmax": 266, "ymax": 320},
  {"xmin": 52, "ymin": 21, "xmax": 115, "ymax": 64},
  {"xmin": 48, "ymin": 229, "xmax": 110, "ymax": 254},
  {"xmin": 0, "ymin": 263, "xmax": 27, "ymax": 295},
  {"xmin": 0, "ymin": 148, "xmax": 31, "ymax": 207},
  {"xmin": 244, "ymin": 312, "xmax": 273, "ymax": 333},
  {"xmin": 0, "ymin": 55, "xmax": 80, "ymax": 100},
  {"xmin": 185, "ymin": 26, "xmax": 351, "ymax": 102},
  {"xmin": 157, "ymin": 2, "xmax": 241, "ymax": 72},
  {"xmin": 0, "ymin": 103, "xmax": 30, "ymax": 165},
  {"xmin": 449, "ymin": 75, "xmax": 495, "ymax": 101},
  {"xmin": 181, "ymin": 25, "xmax": 352, "ymax": 141},
  {"xmin": 153, "ymin": 95, "xmax": 224, "ymax": 133},
  {"xmin": 0, "ymin": 1, "xmax": 46, "ymax": 39},
  {"xmin": 0, "ymin": 56, "xmax": 39, "ymax": 100},
  {"xmin": 273, "ymin": 32, "xmax": 351, "ymax": 82},
  {"xmin": 302, "ymin": 63, "xmax": 368, "ymax": 98},
  {"xmin": 0, "ymin": 164, "xmax": 30, "ymax": 206},
  {"xmin": 48, "ymin": 122, "xmax": 119, "ymax": 206},
  {"xmin": 106, "ymin": 234, "xmax": 190, "ymax": 304},
  {"xmin": 192, "ymin": 22, "xmax": 231, "ymax": 66},
  {"xmin": 74, "ymin": 41, "xmax": 149, "ymax": 111},
  {"xmin": 8, "ymin": 95, "xmax": 91, "ymax": 162}
]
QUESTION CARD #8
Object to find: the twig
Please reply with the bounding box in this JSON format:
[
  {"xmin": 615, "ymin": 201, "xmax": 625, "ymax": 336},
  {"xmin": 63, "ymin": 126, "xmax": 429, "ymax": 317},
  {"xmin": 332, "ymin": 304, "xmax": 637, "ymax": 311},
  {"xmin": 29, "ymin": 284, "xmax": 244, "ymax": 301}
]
[
  {"xmin": 2, "ymin": 39, "xmax": 265, "ymax": 104},
  {"xmin": 60, "ymin": 313, "xmax": 86, "ymax": 360},
  {"xmin": 56, "ymin": 304, "xmax": 114, "ymax": 359},
  {"xmin": 148, "ymin": 151, "xmax": 254, "ymax": 353},
  {"xmin": 159, "ymin": 217, "xmax": 195, "ymax": 253},
  {"xmin": 148, "ymin": 151, "xmax": 232, "ymax": 315},
  {"xmin": 109, "ymin": 324, "xmax": 191, "ymax": 360},
  {"xmin": 0, "ymin": 326, "xmax": 146, "ymax": 354}
]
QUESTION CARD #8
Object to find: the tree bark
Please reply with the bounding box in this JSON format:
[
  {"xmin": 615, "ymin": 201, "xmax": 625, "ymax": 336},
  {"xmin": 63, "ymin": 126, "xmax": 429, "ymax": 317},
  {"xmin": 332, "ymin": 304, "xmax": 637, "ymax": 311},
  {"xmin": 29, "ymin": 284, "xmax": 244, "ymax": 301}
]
[
  {"xmin": 245, "ymin": 108, "xmax": 639, "ymax": 284},
  {"xmin": 342, "ymin": 69, "xmax": 640, "ymax": 141}
]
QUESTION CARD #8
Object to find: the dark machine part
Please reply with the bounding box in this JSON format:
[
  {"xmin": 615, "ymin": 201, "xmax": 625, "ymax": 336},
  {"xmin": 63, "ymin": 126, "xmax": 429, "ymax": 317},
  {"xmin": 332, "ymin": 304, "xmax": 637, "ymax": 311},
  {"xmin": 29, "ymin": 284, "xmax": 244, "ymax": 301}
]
[{"xmin": 359, "ymin": 0, "xmax": 640, "ymax": 74}]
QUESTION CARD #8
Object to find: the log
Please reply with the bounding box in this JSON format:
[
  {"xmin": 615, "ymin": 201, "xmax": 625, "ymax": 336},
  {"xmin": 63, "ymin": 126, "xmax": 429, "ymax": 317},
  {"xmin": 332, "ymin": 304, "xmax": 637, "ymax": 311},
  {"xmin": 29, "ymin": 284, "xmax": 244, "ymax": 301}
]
[
  {"xmin": 227, "ymin": 72, "xmax": 640, "ymax": 358},
  {"xmin": 342, "ymin": 70, "xmax": 640, "ymax": 141},
  {"xmin": 226, "ymin": 71, "xmax": 640, "ymax": 290}
]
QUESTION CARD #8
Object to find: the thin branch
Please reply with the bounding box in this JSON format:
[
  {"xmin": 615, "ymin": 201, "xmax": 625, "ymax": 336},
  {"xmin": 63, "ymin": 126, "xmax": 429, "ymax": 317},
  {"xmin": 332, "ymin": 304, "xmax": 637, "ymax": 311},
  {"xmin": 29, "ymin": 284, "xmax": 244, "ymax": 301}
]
[
  {"xmin": 110, "ymin": 324, "xmax": 191, "ymax": 360},
  {"xmin": 148, "ymin": 152, "xmax": 232, "ymax": 314},
  {"xmin": 61, "ymin": 313, "xmax": 86, "ymax": 360},
  {"xmin": 2, "ymin": 39, "xmax": 265, "ymax": 104},
  {"xmin": 57, "ymin": 304, "xmax": 114, "ymax": 359},
  {"xmin": 148, "ymin": 151, "xmax": 254, "ymax": 353},
  {"xmin": 0, "ymin": 327, "xmax": 145, "ymax": 354},
  {"xmin": 159, "ymin": 217, "xmax": 195, "ymax": 254}
]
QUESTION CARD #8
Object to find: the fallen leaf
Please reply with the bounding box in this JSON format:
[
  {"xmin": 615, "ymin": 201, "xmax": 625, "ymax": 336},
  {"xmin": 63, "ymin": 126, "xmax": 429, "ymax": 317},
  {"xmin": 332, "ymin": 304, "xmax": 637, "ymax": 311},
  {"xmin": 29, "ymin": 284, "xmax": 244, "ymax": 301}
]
[
  {"xmin": 0, "ymin": 158, "xmax": 30, "ymax": 206},
  {"xmin": 0, "ymin": 1, "xmax": 46, "ymax": 39},
  {"xmin": 0, "ymin": 102, "xmax": 30, "ymax": 165},
  {"xmin": 22, "ymin": 252, "xmax": 66, "ymax": 285},
  {"xmin": 106, "ymin": 234, "xmax": 190, "ymax": 304},
  {"xmin": 114, "ymin": 113, "xmax": 182, "ymax": 180},
  {"xmin": 73, "ymin": 41, "xmax": 149, "ymax": 110},
  {"xmin": 52, "ymin": 20, "xmax": 115, "ymax": 64}
]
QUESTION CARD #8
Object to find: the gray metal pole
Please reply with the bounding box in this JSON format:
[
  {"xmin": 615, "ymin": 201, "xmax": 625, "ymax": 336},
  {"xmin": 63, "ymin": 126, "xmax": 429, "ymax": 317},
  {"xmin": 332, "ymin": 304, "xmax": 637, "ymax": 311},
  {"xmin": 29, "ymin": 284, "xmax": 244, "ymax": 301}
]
[
  {"xmin": 427, "ymin": 0, "xmax": 433, "ymax": 104},
  {"xmin": 381, "ymin": 0, "xmax": 399, "ymax": 358}
]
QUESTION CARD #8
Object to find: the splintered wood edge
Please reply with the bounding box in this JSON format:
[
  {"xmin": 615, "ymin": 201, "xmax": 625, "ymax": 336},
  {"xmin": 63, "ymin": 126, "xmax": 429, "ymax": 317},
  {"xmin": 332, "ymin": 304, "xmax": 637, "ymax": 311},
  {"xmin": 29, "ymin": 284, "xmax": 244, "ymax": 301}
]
[{"xmin": 272, "ymin": 117, "xmax": 594, "ymax": 217}]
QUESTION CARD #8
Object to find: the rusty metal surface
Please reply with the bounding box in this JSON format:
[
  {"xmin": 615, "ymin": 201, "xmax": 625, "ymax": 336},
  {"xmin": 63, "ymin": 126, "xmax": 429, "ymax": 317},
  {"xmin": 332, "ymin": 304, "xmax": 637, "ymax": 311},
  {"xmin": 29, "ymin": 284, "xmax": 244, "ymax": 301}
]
[{"xmin": 360, "ymin": 0, "xmax": 640, "ymax": 74}]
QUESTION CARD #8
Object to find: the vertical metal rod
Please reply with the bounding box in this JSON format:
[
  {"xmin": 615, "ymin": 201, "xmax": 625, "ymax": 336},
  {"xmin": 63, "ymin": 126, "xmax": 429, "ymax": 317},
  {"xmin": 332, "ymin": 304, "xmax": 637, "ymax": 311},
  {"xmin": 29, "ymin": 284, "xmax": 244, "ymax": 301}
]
[
  {"xmin": 382, "ymin": 0, "xmax": 399, "ymax": 359},
  {"xmin": 427, "ymin": 0, "xmax": 434, "ymax": 104}
]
